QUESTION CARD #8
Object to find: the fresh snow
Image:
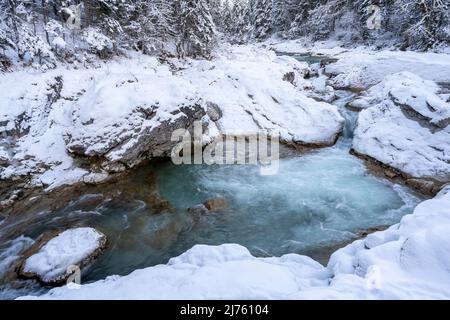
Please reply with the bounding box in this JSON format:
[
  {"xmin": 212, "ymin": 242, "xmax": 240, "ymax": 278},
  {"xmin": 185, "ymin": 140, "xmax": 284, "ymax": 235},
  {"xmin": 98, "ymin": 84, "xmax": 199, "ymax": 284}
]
[
  {"xmin": 352, "ymin": 72, "xmax": 450, "ymax": 180},
  {"xmin": 21, "ymin": 228, "xmax": 105, "ymax": 284},
  {"xmin": 19, "ymin": 188, "xmax": 450, "ymax": 300},
  {"xmin": 325, "ymin": 49, "xmax": 450, "ymax": 91},
  {"xmin": 268, "ymin": 40, "xmax": 450, "ymax": 91}
]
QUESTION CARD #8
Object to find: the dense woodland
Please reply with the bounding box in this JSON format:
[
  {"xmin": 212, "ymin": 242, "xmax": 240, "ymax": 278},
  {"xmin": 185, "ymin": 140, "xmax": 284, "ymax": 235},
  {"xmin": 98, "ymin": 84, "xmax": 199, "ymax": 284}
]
[{"xmin": 0, "ymin": 0, "xmax": 449, "ymax": 69}]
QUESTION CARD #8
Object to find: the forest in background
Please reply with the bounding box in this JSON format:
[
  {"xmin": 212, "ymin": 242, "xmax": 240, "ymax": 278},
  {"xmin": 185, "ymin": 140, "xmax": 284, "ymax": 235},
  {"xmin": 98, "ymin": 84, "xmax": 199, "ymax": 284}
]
[{"xmin": 0, "ymin": 0, "xmax": 449, "ymax": 70}]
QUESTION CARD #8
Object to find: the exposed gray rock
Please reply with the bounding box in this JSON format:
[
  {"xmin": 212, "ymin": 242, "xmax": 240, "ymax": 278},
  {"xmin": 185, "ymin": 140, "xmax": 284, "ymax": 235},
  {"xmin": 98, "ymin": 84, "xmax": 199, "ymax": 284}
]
[
  {"xmin": 282, "ymin": 71, "xmax": 295, "ymax": 84},
  {"xmin": 67, "ymin": 103, "xmax": 206, "ymax": 170},
  {"xmin": 206, "ymin": 102, "xmax": 223, "ymax": 122}
]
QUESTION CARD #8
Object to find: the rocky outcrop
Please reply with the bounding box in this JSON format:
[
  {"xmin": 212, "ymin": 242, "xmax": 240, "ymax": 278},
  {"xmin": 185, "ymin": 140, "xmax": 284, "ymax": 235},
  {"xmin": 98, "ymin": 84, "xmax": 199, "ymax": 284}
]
[
  {"xmin": 66, "ymin": 103, "xmax": 206, "ymax": 171},
  {"xmin": 352, "ymin": 72, "xmax": 450, "ymax": 195}
]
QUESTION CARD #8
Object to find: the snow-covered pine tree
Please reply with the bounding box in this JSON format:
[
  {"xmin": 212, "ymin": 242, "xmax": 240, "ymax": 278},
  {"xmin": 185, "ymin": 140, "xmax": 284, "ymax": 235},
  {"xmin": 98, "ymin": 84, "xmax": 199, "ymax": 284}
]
[
  {"xmin": 287, "ymin": 0, "xmax": 315, "ymax": 38},
  {"xmin": 304, "ymin": 0, "xmax": 347, "ymax": 40},
  {"xmin": 221, "ymin": 0, "xmax": 234, "ymax": 35},
  {"xmin": 229, "ymin": 0, "xmax": 251, "ymax": 43},
  {"xmin": 126, "ymin": 0, "xmax": 176, "ymax": 53},
  {"xmin": 208, "ymin": 0, "xmax": 224, "ymax": 32},
  {"xmin": 271, "ymin": 0, "xmax": 294, "ymax": 35},
  {"xmin": 175, "ymin": 0, "xmax": 216, "ymax": 58},
  {"xmin": 0, "ymin": 1, "xmax": 18, "ymax": 69},
  {"xmin": 145, "ymin": 0, "xmax": 175, "ymax": 41},
  {"xmin": 250, "ymin": 0, "xmax": 273, "ymax": 40},
  {"xmin": 0, "ymin": 0, "xmax": 23, "ymax": 48},
  {"xmin": 397, "ymin": 0, "xmax": 450, "ymax": 49}
]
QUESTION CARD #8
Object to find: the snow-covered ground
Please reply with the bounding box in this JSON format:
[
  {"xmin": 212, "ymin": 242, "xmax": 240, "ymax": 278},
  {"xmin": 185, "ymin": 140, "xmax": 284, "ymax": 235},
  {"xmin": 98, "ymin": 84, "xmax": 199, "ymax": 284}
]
[
  {"xmin": 0, "ymin": 46, "xmax": 343, "ymax": 190},
  {"xmin": 19, "ymin": 187, "xmax": 450, "ymax": 299}
]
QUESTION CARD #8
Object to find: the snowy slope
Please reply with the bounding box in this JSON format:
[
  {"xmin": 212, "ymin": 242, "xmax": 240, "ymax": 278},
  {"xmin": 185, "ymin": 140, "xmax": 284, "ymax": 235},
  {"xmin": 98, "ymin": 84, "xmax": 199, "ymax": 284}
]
[{"xmin": 19, "ymin": 188, "xmax": 450, "ymax": 300}]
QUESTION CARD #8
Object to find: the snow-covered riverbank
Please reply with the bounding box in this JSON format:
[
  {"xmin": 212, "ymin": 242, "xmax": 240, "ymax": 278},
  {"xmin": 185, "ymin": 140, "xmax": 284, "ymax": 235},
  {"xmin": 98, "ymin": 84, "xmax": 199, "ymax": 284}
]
[
  {"xmin": 0, "ymin": 45, "xmax": 343, "ymax": 193},
  {"xmin": 19, "ymin": 186, "xmax": 450, "ymax": 300}
]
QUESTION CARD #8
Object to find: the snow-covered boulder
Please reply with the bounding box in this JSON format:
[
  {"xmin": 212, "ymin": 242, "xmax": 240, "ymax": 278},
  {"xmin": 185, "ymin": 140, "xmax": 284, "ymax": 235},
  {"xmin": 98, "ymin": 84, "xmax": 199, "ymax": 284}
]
[
  {"xmin": 352, "ymin": 72, "xmax": 450, "ymax": 194},
  {"xmin": 19, "ymin": 228, "xmax": 107, "ymax": 285}
]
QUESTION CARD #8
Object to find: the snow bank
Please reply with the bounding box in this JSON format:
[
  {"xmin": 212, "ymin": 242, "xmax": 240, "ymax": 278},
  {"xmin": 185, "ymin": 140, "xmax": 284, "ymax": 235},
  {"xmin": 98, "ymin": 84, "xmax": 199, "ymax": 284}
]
[
  {"xmin": 20, "ymin": 228, "xmax": 106, "ymax": 284},
  {"xmin": 20, "ymin": 190, "xmax": 450, "ymax": 299},
  {"xmin": 0, "ymin": 46, "xmax": 343, "ymax": 190},
  {"xmin": 352, "ymin": 72, "xmax": 450, "ymax": 185},
  {"xmin": 20, "ymin": 244, "xmax": 330, "ymax": 300}
]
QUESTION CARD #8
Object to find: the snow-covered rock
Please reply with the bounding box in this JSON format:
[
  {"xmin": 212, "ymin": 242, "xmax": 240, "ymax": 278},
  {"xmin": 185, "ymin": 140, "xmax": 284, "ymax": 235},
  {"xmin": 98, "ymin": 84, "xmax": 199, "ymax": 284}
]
[
  {"xmin": 19, "ymin": 228, "xmax": 107, "ymax": 285},
  {"xmin": 19, "ymin": 190, "xmax": 450, "ymax": 300},
  {"xmin": 311, "ymin": 186, "xmax": 450, "ymax": 300},
  {"xmin": 325, "ymin": 49, "xmax": 450, "ymax": 91},
  {"xmin": 0, "ymin": 46, "xmax": 343, "ymax": 190},
  {"xmin": 352, "ymin": 72, "xmax": 450, "ymax": 194}
]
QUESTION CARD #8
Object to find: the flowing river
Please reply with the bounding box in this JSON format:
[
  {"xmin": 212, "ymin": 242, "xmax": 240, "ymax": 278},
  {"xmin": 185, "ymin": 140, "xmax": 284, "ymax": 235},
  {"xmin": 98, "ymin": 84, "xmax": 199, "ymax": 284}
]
[{"xmin": 0, "ymin": 54, "xmax": 426, "ymax": 299}]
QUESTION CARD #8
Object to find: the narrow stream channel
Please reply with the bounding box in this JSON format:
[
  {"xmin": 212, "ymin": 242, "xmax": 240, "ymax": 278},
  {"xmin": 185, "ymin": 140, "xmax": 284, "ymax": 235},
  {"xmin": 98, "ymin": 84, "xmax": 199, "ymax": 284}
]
[{"xmin": 0, "ymin": 54, "xmax": 426, "ymax": 299}]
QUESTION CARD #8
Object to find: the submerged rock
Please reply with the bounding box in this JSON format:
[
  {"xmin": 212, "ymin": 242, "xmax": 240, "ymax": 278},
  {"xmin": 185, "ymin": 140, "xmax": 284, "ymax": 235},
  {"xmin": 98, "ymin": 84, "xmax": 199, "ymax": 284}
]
[
  {"xmin": 143, "ymin": 171, "xmax": 174, "ymax": 214},
  {"xmin": 203, "ymin": 198, "xmax": 228, "ymax": 212},
  {"xmin": 18, "ymin": 228, "xmax": 107, "ymax": 285},
  {"xmin": 145, "ymin": 191, "xmax": 173, "ymax": 213},
  {"xmin": 187, "ymin": 205, "xmax": 209, "ymax": 215},
  {"xmin": 352, "ymin": 72, "xmax": 450, "ymax": 195},
  {"xmin": 187, "ymin": 198, "xmax": 229, "ymax": 216}
]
